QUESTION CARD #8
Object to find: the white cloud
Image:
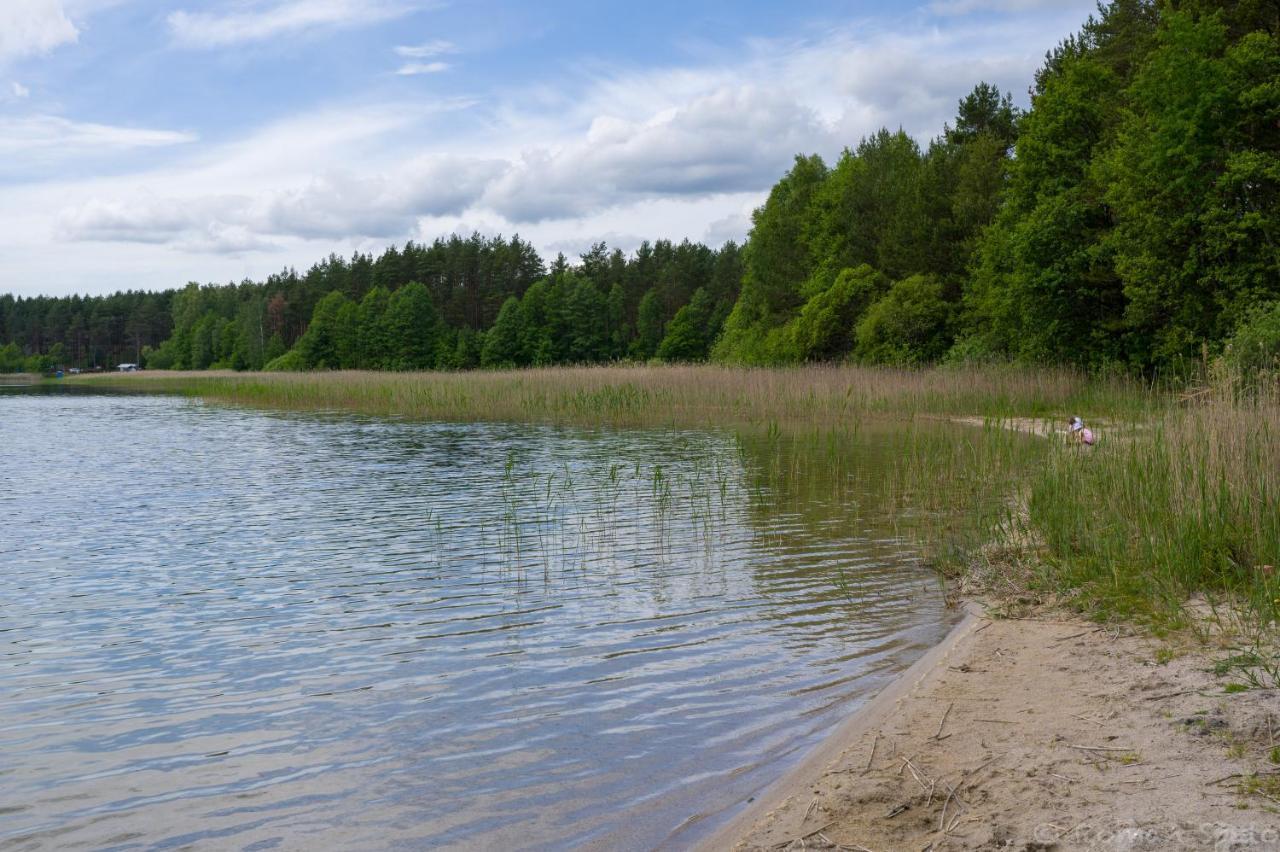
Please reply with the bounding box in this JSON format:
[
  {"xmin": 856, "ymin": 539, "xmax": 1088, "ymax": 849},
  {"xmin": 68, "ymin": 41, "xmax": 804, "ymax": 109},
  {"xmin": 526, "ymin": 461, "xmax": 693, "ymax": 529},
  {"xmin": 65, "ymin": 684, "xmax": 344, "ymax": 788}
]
[
  {"xmin": 168, "ymin": 0, "xmax": 425, "ymax": 48},
  {"xmin": 482, "ymin": 86, "xmax": 833, "ymax": 222},
  {"xmin": 11, "ymin": 81, "xmax": 31, "ymax": 98},
  {"xmin": 0, "ymin": 115, "xmax": 195, "ymax": 159},
  {"xmin": 703, "ymin": 211, "xmax": 751, "ymax": 247},
  {"xmin": 1, "ymin": 10, "xmax": 1096, "ymax": 294},
  {"xmin": 396, "ymin": 61, "xmax": 449, "ymax": 76},
  {"xmin": 395, "ymin": 39, "xmax": 454, "ymax": 58},
  {"xmin": 0, "ymin": 0, "xmax": 78, "ymax": 65}
]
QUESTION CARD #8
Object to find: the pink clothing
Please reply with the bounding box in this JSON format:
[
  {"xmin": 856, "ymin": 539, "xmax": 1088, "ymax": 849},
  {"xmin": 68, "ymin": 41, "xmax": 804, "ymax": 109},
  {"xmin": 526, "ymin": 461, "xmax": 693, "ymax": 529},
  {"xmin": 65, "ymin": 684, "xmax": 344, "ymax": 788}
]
[{"xmin": 1081, "ymin": 428, "xmax": 1095, "ymax": 445}]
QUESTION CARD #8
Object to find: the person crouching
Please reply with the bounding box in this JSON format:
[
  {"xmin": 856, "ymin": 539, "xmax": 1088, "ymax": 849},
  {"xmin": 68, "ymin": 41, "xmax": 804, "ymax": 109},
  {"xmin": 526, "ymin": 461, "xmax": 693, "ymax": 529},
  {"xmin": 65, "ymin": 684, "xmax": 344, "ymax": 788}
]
[{"xmin": 1067, "ymin": 416, "xmax": 1096, "ymax": 446}]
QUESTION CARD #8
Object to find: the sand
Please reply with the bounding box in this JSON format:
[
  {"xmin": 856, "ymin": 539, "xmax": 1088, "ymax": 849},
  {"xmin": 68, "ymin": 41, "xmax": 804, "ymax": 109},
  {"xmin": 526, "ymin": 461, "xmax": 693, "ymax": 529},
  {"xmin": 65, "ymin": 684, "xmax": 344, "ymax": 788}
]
[{"xmin": 702, "ymin": 603, "xmax": 1280, "ymax": 851}]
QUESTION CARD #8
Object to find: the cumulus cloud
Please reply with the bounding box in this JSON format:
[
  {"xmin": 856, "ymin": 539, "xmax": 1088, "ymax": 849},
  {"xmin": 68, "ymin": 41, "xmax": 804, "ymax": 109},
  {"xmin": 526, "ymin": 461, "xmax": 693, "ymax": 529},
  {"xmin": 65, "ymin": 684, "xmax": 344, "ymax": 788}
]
[
  {"xmin": 168, "ymin": 0, "xmax": 427, "ymax": 48},
  {"xmin": 482, "ymin": 86, "xmax": 834, "ymax": 222},
  {"xmin": 25, "ymin": 10, "xmax": 1089, "ymax": 282},
  {"xmin": 11, "ymin": 81, "xmax": 31, "ymax": 98},
  {"xmin": 703, "ymin": 211, "xmax": 751, "ymax": 247},
  {"xmin": 261, "ymin": 156, "xmax": 506, "ymax": 238},
  {"xmin": 0, "ymin": 0, "xmax": 78, "ymax": 65},
  {"xmin": 57, "ymin": 155, "xmax": 506, "ymax": 249}
]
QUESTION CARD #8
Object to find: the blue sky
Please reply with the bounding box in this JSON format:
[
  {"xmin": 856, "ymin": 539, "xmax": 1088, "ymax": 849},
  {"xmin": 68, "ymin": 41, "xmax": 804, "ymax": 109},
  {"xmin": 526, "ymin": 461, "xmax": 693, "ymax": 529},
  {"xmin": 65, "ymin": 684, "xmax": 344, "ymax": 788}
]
[{"xmin": 1, "ymin": 0, "xmax": 1099, "ymax": 296}]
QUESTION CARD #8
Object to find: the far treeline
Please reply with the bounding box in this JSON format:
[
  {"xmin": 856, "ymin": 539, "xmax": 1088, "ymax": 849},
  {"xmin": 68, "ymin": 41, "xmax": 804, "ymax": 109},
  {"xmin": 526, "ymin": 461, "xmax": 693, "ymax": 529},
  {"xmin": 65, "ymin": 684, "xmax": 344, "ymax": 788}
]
[{"xmin": 1, "ymin": 0, "xmax": 1277, "ymax": 378}]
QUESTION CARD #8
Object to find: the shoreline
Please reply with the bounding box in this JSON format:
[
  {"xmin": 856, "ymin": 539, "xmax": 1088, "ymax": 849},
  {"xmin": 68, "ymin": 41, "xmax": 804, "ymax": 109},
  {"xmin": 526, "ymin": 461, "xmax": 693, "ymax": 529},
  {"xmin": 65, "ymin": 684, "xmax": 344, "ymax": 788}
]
[
  {"xmin": 697, "ymin": 603, "xmax": 985, "ymax": 851},
  {"xmin": 703, "ymin": 601, "xmax": 1280, "ymax": 851}
]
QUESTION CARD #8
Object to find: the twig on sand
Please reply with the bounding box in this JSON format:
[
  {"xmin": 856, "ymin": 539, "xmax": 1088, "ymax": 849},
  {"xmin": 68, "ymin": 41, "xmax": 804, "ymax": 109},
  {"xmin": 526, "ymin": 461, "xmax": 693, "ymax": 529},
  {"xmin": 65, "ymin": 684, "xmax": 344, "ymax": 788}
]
[
  {"xmin": 938, "ymin": 780, "xmax": 960, "ymax": 834},
  {"xmin": 1144, "ymin": 688, "xmax": 1202, "ymax": 701},
  {"xmin": 816, "ymin": 835, "xmax": 874, "ymax": 852},
  {"xmin": 1208, "ymin": 773, "xmax": 1244, "ymax": 786},
  {"xmin": 1054, "ymin": 628, "xmax": 1100, "ymax": 643},
  {"xmin": 1067, "ymin": 743, "xmax": 1136, "ymax": 752},
  {"xmin": 778, "ymin": 820, "xmax": 836, "ymax": 848},
  {"xmin": 932, "ymin": 703, "xmax": 954, "ymax": 740},
  {"xmin": 901, "ymin": 756, "xmax": 932, "ymax": 793},
  {"xmin": 863, "ymin": 732, "xmax": 881, "ymax": 774}
]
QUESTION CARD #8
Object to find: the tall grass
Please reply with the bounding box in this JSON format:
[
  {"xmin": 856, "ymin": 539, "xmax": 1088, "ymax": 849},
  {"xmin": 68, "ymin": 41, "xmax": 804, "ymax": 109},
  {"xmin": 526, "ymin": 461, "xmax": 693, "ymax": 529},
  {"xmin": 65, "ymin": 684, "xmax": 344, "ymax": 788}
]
[
  {"xmin": 69, "ymin": 363, "xmax": 1155, "ymax": 427},
  {"xmin": 1014, "ymin": 381, "xmax": 1280, "ymax": 626}
]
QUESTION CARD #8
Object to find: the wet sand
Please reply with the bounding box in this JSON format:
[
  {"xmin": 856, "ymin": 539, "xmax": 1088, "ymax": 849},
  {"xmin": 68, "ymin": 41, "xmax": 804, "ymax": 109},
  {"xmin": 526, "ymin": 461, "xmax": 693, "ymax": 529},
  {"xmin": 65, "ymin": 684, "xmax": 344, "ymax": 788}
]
[{"xmin": 704, "ymin": 603, "xmax": 1280, "ymax": 851}]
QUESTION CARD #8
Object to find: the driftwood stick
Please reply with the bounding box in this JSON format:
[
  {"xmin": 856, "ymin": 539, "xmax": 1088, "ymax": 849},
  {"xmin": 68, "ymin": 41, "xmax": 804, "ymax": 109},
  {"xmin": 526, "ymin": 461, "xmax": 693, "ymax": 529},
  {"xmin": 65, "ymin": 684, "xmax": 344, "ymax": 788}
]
[
  {"xmin": 1067, "ymin": 744, "xmax": 1135, "ymax": 753},
  {"xmin": 863, "ymin": 731, "xmax": 881, "ymax": 774},
  {"xmin": 932, "ymin": 702, "xmax": 954, "ymax": 740}
]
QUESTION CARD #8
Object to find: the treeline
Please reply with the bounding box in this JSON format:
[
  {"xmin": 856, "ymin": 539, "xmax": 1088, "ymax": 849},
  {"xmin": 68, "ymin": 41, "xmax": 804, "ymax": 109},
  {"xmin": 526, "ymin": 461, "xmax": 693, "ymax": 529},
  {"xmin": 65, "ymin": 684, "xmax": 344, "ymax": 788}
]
[
  {"xmin": 716, "ymin": 0, "xmax": 1280, "ymax": 373},
  {"xmin": 2, "ymin": 0, "xmax": 1277, "ymax": 376},
  {"xmin": 0, "ymin": 290, "xmax": 173, "ymax": 372}
]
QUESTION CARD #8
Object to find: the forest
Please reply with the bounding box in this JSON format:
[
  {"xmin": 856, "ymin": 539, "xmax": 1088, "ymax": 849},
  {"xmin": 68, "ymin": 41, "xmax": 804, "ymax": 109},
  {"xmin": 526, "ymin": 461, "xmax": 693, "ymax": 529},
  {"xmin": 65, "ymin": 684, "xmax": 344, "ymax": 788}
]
[{"xmin": 2, "ymin": 0, "xmax": 1277, "ymax": 377}]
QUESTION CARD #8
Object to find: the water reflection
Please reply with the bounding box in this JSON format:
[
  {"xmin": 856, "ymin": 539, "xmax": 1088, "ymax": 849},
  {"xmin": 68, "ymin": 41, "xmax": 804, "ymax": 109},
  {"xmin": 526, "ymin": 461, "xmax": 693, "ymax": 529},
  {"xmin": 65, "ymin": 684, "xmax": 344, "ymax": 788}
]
[{"xmin": 0, "ymin": 390, "xmax": 955, "ymax": 850}]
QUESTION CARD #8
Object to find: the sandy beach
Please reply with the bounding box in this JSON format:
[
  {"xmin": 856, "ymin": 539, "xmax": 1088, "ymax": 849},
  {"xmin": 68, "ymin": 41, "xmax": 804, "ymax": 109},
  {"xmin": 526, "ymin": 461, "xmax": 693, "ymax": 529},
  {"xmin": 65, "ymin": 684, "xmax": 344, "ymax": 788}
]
[{"xmin": 704, "ymin": 603, "xmax": 1280, "ymax": 851}]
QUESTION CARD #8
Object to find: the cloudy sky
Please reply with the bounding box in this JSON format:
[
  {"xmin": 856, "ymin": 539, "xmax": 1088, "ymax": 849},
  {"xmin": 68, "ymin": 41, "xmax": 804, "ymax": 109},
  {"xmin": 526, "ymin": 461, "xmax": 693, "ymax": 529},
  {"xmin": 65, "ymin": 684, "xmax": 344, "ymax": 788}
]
[{"xmin": 1, "ymin": 0, "xmax": 1098, "ymax": 297}]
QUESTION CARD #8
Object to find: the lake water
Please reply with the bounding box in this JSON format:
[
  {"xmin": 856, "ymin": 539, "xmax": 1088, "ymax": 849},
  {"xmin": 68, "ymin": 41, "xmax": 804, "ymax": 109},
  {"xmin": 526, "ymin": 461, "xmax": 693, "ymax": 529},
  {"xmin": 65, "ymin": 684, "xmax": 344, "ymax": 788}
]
[{"xmin": 0, "ymin": 390, "xmax": 956, "ymax": 850}]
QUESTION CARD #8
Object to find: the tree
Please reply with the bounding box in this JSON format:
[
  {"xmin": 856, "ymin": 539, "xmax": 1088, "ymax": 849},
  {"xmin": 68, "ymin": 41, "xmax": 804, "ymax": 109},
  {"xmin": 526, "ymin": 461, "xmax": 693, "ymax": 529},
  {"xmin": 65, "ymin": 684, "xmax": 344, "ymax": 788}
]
[
  {"xmin": 384, "ymin": 281, "xmax": 441, "ymax": 370},
  {"xmin": 631, "ymin": 289, "xmax": 664, "ymax": 360},
  {"xmin": 357, "ymin": 287, "xmax": 392, "ymax": 369},
  {"xmin": 1104, "ymin": 10, "xmax": 1280, "ymax": 368},
  {"xmin": 657, "ymin": 288, "xmax": 714, "ymax": 361},
  {"xmin": 566, "ymin": 279, "xmax": 609, "ymax": 363},
  {"xmin": 789, "ymin": 265, "xmax": 887, "ymax": 361},
  {"xmin": 856, "ymin": 275, "xmax": 953, "ymax": 364},
  {"xmin": 297, "ymin": 291, "xmax": 353, "ymax": 369},
  {"xmin": 481, "ymin": 297, "xmax": 525, "ymax": 367}
]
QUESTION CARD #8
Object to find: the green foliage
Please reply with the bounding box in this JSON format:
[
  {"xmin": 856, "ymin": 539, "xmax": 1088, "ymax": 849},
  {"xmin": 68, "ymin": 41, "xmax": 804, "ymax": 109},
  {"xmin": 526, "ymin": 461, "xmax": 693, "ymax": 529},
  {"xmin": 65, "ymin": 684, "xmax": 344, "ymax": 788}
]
[
  {"xmin": 962, "ymin": 54, "xmax": 1126, "ymax": 365},
  {"xmin": 263, "ymin": 348, "xmax": 307, "ymax": 372},
  {"xmin": 789, "ymin": 265, "xmax": 886, "ymax": 361},
  {"xmin": 657, "ymin": 288, "xmax": 714, "ymax": 362},
  {"xmin": 855, "ymin": 275, "xmax": 953, "ymax": 364},
  {"xmin": 1104, "ymin": 12, "xmax": 1280, "ymax": 369},
  {"xmin": 632, "ymin": 289, "xmax": 664, "ymax": 360},
  {"xmin": 357, "ymin": 287, "xmax": 392, "ymax": 369},
  {"xmin": 1221, "ymin": 300, "xmax": 1280, "ymax": 384},
  {"xmin": 384, "ymin": 282, "xmax": 441, "ymax": 370},
  {"xmin": 713, "ymin": 156, "xmax": 828, "ymax": 364},
  {"xmin": 481, "ymin": 297, "xmax": 525, "ymax": 368},
  {"xmin": 296, "ymin": 291, "xmax": 354, "ymax": 370},
  {"xmin": 0, "ymin": 341, "xmax": 24, "ymax": 372}
]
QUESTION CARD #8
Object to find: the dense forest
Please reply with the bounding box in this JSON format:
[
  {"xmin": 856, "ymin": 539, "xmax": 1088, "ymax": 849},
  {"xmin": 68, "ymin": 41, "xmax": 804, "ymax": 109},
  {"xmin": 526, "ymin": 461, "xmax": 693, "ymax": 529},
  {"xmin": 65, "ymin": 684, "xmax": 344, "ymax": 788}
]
[{"xmin": 2, "ymin": 0, "xmax": 1277, "ymax": 376}]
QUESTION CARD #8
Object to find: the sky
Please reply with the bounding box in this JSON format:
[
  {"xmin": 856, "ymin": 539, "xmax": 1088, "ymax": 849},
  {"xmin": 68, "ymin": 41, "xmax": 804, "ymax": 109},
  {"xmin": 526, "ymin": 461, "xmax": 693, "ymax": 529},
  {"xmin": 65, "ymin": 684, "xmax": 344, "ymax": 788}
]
[{"xmin": 0, "ymin": 0, "xmax": 1100, "ymax": 297}]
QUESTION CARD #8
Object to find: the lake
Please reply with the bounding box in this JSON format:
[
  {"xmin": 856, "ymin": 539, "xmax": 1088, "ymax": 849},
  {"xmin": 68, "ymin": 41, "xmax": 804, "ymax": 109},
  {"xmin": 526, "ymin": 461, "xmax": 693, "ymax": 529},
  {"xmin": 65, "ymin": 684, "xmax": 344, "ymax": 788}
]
[{"xmin": 0, "ymin": 389, "xmax": 956, "ymax": 850}]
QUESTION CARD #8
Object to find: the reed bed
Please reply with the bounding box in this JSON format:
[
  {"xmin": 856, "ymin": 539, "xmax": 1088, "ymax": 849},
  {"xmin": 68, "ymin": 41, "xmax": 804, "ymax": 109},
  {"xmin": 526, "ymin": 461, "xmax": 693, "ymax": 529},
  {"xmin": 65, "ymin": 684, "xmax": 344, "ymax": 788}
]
[
  {"xmin": 69, "ymin": 363, "xmax": 1155, "ymax": 428},
  {"xmin": 1017, "ymin": 383, "xmax": 1280, "ymax": 625}
]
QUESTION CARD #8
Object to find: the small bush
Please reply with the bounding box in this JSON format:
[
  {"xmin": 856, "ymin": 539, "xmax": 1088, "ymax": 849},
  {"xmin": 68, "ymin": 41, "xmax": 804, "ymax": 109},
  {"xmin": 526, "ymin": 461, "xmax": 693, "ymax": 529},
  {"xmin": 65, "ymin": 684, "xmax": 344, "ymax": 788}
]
[
  {"xmin": 263, "ymin": 348, "xmax": 307, "ymax": 372},
  {"xmin": 1220, "ymin": 300, "xmax": 1280, "ymax": 389},
  {"xmin": 855, "ymin": 275, "xmax": 953, "ymax": 364}
]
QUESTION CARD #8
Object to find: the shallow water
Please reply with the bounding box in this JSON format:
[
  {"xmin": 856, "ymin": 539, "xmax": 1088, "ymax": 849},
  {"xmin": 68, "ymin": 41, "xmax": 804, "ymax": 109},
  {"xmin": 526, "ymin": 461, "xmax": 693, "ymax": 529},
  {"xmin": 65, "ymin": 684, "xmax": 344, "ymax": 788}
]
[{"xmin": 0, "ymin": 390, "xmax": 956, "ymax": 850}]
